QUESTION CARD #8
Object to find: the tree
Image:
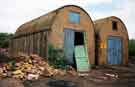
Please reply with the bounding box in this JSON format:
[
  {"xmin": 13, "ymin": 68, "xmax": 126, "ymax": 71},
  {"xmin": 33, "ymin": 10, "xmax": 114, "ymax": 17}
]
[
  {"xmin": 129, "ymin": 39, "xmax": 135, "ymax": 56},
  {"xmin": 0, "ymin": 33, "xmax": 13, "ymax": 48}
]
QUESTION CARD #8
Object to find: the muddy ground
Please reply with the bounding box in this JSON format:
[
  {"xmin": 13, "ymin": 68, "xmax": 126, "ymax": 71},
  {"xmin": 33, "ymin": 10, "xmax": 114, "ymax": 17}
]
[
  {"xmin": 0, "ymin": 52, "xmax": 135, "ymax": 87},
  {"xmin": 22, "ymin": 65, "xmax": 135, "ymax": 87}
]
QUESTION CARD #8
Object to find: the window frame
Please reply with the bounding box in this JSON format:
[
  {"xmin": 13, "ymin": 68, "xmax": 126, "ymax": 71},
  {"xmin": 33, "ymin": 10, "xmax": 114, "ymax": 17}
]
[{"xmin": 69, "ymin": 11, "xmax": 80, "ymax": 24}]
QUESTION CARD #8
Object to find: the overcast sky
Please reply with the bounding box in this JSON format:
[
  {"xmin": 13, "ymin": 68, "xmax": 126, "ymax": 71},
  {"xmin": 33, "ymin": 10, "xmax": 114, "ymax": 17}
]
[{"xmin": 0, "ymin": 0, "xmax": 135, "ymax": 39}]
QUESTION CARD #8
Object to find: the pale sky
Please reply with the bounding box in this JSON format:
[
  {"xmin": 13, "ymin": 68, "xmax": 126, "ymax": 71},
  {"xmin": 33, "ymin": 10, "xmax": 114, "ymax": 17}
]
[{"xmin": 0, "ymin": 0, "xmax": 135, "ymax": 39}]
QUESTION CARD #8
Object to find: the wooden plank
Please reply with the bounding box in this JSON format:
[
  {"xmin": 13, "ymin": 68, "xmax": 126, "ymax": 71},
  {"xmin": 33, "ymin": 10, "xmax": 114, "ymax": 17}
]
[
  {"xmin": 41, "ymin": 32, "xmax": 44, "ymax": 57},
  {"xmin": 32, "ymin": 34, "xmax": 34, "ymax": 54},
  {"xmin": 16, "ymin": 38, "xmax": 18, "ymax": 54},
  {"xmin": 26, "ymin": 36, "xmax": 29, "ymax": 55},
  {"xmin": 28, "ymin": 35, "xmax": 30, "ymax": 55},
  {"xmin": 75, "ymin": 46, "xmax": 90, "ymax": 72},
  {"xmin": 34, "ymin": 33, "xmax": 38, "ymax": 54},
  {"xmin": 13, "ymin": 39, "xmax": 15, "ymax": 55},
  {"xmin": 37, "ymin": 33, "xmax": 40, "ymax": 55},
  {"xmin": 16, "ymin": 38, "xmax": 20, "ymax": 55},
  {"xmin": 45, "ymin": 32, "xmax": 48, "ymax": 58},
  {"xmin": 39, "ymin": 32, "xmax": 43, "ymax": 57},
  {"xmin": 42, "ymin": 32, "xmax": 46, "ymax": 58},
  {"xmin": 43, "ymin": 31, "xmax": 47, "ymax": 58},
  {"xmin": 33, "ymin": 34, "xmax": 35, "ymax": 54},
  {"xmin": 19, "ymin": 37, "xmax": 22, "ymax": 52},
  {"xmin": 24, "ymin": 36, "xmax": 27, "ymax": 54},
  {"xmin": 25, "ymin": 36, "xmax": 28, "ymax": 54},
  {"xmin": 29, "ymin": 34, "xmax": 33, "ymax": 54},
  {"xmin": 22, "ymin": 37, "xmax": 25, "ymax": 53}
]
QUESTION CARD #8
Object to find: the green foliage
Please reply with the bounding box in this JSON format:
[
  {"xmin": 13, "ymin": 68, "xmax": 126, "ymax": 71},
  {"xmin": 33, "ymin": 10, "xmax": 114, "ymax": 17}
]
[
  {"xmin": 48, "ymin": 44, "xmax": 66, "ymax": 69},
  {"xmin": 129, "ymin": 39, "xmax": 135, "ymax": 56},
  {"xmin": 0, "ymin": 33, "xmax": 13, "ymax": 48},
  {"xmin": 9, "ymin": 60, "xmax": 16, "ymax": 70}
]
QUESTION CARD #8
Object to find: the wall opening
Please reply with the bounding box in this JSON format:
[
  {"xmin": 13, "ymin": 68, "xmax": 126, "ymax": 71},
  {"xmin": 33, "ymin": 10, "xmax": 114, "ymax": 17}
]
[
  {"xmin": 72, "ymin": 32, "xmax": 84, "ymax": 69},
  {"xmin": 112, "ymin": 21, "xmax": 117, "ymax": 31},
  {"xmin": 74, "ymin": 32, "xmax": 84, "ymax": 45},
  {"xmin": 64, "ymin": 30, "xmax": 90, "ymax": 72},
  {"xmin": 74, "ymin": 31, "xmax": 90, "ymax": 72}
]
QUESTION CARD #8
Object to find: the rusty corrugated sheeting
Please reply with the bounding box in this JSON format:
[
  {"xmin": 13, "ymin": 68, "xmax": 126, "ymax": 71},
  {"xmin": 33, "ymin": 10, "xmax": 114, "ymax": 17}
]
[
  {"xmin": 10, "ymin": 5, "xmax": 95, "ymax": 72},
  {"xmin": 15, "ymin": 11, "xmax": 57, "ymax": 37},
  {"xmin": 94, "ymin": 16, "xmax": 129, "ymax": 65}
]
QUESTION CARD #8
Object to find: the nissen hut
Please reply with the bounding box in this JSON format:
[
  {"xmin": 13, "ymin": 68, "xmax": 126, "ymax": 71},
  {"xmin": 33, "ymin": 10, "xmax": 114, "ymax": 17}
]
[
  {"xmin": 94, "ymin": 16, "xmax": 129, "ymax": 65},
  {"xmin": 10, "ymin": 5, "xmax": 95, "ymax": 72}
]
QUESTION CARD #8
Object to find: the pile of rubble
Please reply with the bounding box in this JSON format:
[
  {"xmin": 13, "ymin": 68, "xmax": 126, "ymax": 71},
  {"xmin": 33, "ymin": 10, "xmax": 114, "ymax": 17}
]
[
  {"xmin": 0, "ymin": 54, "xmax": 66, "ymax": 80},
  {"xmin": 88, "ymin": 67, "xmax": 119, "ymax": 83}
]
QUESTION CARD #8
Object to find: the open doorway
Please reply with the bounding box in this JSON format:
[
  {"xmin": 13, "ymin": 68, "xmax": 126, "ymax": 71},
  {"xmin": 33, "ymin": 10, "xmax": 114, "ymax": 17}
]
[
  {"xmin": 64, "ymin": 29, "xmax": 90, "ymax": 72},
  {"xmin": 74, "ymin": 31, "xmax": 90, "ymax": 72},
  {"xmin": 74, "ymin": 32, "xmax": 84, "ymax": 46},
  {"xmin": 72, "ymin": 32, "xmax": 84, "ymax": 68}
]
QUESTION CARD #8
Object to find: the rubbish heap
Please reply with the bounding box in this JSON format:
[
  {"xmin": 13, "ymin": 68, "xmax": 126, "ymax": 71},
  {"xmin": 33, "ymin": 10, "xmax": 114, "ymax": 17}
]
[{"xmin": 0, "ymin": 54, "xmax": 66, "ymax": 80}]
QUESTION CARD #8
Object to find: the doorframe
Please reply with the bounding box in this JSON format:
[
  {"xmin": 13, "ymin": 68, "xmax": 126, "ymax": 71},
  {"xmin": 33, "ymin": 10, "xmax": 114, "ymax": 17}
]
[
  {"xmin": 106, "ymin": 36, "xmax": 123, "ymax": 65},
  {"xmin": 64, "ymin": 28, "xmax": 90, "ymax": 70},
  {"xmin": 74, "ymin": 31, "xmax": 90, "ymax": 72}
]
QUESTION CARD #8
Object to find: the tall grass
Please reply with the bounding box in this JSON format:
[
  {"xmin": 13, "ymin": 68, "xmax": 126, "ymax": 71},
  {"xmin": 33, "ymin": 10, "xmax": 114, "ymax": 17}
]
[
  {"xmin": 129, "ymin": 39, "xmax": 135, "ymax": 56},
  {"xmin": 48, "ymin": 44, "xmax": 66, "ymax": 69}
]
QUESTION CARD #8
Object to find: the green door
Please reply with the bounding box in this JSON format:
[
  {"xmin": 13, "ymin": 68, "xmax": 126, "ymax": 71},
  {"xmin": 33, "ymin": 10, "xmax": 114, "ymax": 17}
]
[{"xmin": 75, "ymin": 45, "xmax": 90, "ymax": 72}]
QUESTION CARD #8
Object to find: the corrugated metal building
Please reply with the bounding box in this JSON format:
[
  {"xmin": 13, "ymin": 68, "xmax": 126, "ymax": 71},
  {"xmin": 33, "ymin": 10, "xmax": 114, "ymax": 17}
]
[
  {"xmin": 10, "ymin": 5, "xmax": 95, "ymax": 72},
  {"xmin": 94, "ymin": 16, "xmax": 129, "ymax": 65}
]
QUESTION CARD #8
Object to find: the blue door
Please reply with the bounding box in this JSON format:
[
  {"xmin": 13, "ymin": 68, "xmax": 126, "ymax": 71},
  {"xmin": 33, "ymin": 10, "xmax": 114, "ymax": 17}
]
[
  {"xmin": 64, "ymin": 29, "xmax": 75, "ymax": 65},
  {"xmin": 108, "ymin": 37, "xmax": 122, "ymax": 64}
]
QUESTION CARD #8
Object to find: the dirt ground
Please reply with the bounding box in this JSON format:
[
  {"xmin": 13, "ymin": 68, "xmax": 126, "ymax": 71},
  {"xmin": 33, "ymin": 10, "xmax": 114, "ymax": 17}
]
[
  {"xmin": 4, "ymin": 62, "xmax": 134, "ymax": 87},
  {"xmin": 0, "ymin": 52, "xmax": 135, "ymax": 87},
  {"xmin": 22, "ymin": 65, "xmax": 135, "ymax": 87}
]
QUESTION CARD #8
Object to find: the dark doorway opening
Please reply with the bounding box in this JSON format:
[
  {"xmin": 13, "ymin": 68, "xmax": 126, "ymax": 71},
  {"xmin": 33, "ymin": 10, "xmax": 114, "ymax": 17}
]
[
  {"xmin": 72, "ymin": 32, "xmax": 84, "ymax": 69},
  {"xmin": 74, "ymin": 32, "xmax": 84, "ymax": 45}
]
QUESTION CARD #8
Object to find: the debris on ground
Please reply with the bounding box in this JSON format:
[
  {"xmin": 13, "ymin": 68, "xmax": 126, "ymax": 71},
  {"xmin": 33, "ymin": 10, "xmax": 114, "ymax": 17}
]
[
  {"xmin": 66, "ymin": 66, "xmax": 78, "ymax": 76},
  {"xmin": 105, "ymin": 73, "xmax": 118, "ymax": 78},
  {"xmin": 0, "ymin": 48, "xmax": 11, "ymax": 63},
  {"xmin": 0, "ymin": 48, "xmax": 8, "ymax": 56},
  {"xmin": 87, "ymin": 67, "xmax": 120, "ymax": 83},
  {"xmin": 0, "ymin": 53, "xmax": 67, "ymax": 80}
]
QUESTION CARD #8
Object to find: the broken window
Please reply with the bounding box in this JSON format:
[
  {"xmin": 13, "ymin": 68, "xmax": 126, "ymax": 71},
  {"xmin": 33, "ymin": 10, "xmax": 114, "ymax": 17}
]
[{"xmin": 112, "ymin": 21, "xmax": 117, "ymax": 31}]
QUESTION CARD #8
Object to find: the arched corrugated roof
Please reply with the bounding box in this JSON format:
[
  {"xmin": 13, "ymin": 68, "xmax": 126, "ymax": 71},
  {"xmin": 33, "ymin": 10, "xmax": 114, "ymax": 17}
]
[
  {"xmin": 15, "ymin": 11, "xmax": 58, "ymax": 37},
  {"xmin": 94, "ymin": 16, "xmax": 129, "ymax": 36},
  {"xmin": 15, "ymin": 5, "xmax": 92, "ymax": 37}
]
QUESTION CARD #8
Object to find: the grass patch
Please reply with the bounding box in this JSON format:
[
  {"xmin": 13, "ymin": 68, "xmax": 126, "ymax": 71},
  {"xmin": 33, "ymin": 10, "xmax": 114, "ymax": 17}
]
[{"xmin": 48, "ymin": 44, "xmax": 66, "ymax": 69}]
